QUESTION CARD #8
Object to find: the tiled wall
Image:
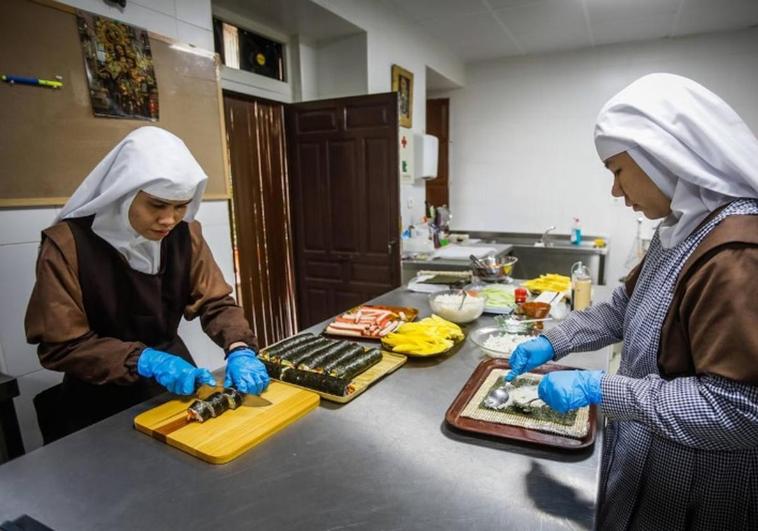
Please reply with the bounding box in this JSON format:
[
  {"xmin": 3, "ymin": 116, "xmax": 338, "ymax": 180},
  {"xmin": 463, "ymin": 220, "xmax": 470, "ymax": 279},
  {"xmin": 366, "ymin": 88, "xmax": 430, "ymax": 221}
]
[{"xmin": 0, "ymin": 200, "xmax": 233, "ymax": 452}]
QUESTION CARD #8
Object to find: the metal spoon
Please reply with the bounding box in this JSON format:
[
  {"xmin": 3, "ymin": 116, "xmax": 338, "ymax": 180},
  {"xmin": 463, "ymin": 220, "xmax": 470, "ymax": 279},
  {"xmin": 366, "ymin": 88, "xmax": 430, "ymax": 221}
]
[
  {"xmin": 483, "ymin": 381, "xmax": 512, "ymax": 410},
  {"xmin": 457, "ymin": 289, "xmax": 468, "ymax": 310}
]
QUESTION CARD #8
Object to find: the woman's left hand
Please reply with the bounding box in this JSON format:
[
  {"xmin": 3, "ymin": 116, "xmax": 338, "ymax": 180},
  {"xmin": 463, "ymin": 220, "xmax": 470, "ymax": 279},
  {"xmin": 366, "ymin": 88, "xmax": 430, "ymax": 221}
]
[
  {"xmin": 538, "ymin": 370, "xmax": 605, "ymax": 413},
  {"xmin": 224, "ymin": 347, "xmax": 270, "ymax": 395}
]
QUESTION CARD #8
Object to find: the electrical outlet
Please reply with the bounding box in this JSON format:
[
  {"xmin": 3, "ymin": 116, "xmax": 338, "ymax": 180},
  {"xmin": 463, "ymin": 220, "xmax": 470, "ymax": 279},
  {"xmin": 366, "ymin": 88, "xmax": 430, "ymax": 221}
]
[{"xmin": 407, "ymin": 198, "xmax": 414, "ymax": 209}]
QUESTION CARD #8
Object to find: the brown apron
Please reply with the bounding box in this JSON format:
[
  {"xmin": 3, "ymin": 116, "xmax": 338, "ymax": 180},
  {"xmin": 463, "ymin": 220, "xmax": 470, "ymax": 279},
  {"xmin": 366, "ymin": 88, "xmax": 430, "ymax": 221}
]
[{"xmin": 51, "ymin": 215, "xmax": 194, "ymax": 437}]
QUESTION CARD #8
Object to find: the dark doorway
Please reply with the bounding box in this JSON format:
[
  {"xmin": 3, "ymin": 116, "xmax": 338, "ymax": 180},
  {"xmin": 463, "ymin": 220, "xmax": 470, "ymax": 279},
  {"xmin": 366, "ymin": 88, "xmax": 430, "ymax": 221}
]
[
  {"xmin": 425, "ymin": 98, "xmax": 450, "ymax": 209},
  {"xmin": 286, "ymin": 93, "xmax": 401, "ymax": 328},
  {"xmin": 222, "ymin": 91, "xmax": 299, "ymax": 347}
]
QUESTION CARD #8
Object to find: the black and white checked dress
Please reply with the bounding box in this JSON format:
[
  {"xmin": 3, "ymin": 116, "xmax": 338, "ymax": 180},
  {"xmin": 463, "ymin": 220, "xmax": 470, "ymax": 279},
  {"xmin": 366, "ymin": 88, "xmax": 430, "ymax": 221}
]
[{"xmin": 543, "ymin": 199, "xmax": 758, "ymax": 530}]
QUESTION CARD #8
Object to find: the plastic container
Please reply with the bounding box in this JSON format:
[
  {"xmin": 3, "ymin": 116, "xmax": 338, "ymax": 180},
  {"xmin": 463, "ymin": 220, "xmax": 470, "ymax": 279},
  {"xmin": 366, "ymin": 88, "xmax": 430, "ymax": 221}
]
[
  {"xmin": 571, "ymin": 261, "xmax": 592, "ymax": 311},
  {"xmin": 571, "ymin": 217, "xmax": 582, "ymax": 245}
]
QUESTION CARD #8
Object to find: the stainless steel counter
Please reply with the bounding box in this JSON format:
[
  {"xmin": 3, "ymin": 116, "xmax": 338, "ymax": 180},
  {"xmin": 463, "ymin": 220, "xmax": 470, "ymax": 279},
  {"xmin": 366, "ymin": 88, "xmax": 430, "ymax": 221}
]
[{"xmin": 0, "ymin": 287, "xmax": 611, "ymax": 531}]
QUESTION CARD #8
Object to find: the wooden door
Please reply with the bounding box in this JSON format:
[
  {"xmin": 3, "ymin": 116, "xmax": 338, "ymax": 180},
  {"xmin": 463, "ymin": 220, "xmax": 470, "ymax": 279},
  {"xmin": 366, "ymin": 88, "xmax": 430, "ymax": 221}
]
[
  {"xmin": 425, "ymin": 98, "xmax": 450, "ymax": 208},
  {"xmin": 223, "ymin": 92, "xmax": 298, "ymax": 346},
  {"xmin": 286, "ymin": 93, "xmax": 401, "ymax": 328}
]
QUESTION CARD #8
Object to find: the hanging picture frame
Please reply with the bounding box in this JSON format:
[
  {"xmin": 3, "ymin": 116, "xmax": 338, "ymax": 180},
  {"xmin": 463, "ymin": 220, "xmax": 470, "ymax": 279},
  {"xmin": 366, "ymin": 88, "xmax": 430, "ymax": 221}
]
[{"xmin": 391, "ymin": 64, "xmax": 413, "ymax": 128}]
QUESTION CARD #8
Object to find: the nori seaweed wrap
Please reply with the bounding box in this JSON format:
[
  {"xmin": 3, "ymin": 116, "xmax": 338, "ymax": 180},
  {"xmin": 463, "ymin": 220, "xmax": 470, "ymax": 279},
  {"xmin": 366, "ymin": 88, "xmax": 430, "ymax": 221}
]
[
  {"xmin": 260, "ymin": 333, "xmax": 317, "ymax": 361},
  {"xmin": 320, "ymin": 344, "xmax": 367, "ymax": 374},
  {"xmin": 206, "ymin": 392, "xmax": 230, "ymax": 417},
  {"xmin": 278, "ymin": 337, "xmax": 332, "ymax": 364},
  {"xmin": 297, "ymin": 341, "xmax": 355, "ymax": 371},
  {"xmin": 260, "ymin": 359, "xmax": 282, "ymax": 379},
  {"xmin": 280, "ymin": 368, "xmax": 353, "ymax": 396},
  {"xmin": 328, "ymin": 348, "xmax": 382, "ymax": 380},
  {"xmin": 187, "ymin": 399, "xmax": 214, "ymax": 423},
  {"xmin": 222, "ymin": 387, "xmax": 244, "ymax": 409}
]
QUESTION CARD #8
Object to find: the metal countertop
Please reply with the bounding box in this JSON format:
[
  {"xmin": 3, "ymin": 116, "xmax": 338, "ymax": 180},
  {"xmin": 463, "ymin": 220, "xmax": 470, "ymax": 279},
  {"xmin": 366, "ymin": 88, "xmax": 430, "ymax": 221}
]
[{"xmin": 0, "ymin": 286, "xmax": 611, "ymax": 531}]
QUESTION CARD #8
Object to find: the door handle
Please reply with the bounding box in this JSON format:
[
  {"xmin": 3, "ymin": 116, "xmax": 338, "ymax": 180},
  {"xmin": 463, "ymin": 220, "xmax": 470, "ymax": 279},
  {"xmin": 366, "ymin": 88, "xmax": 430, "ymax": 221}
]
[{"xmin": 387, "ymin": 239, "xmax": 398, "ymax": 253}]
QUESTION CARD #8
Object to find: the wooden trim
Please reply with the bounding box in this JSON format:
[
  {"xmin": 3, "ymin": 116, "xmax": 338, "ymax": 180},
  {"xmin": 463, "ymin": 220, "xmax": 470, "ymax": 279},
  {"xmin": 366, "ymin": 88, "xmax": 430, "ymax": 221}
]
[{"xmin": 0, "ymin": 193, "xmax": 230, "ymax": 209}]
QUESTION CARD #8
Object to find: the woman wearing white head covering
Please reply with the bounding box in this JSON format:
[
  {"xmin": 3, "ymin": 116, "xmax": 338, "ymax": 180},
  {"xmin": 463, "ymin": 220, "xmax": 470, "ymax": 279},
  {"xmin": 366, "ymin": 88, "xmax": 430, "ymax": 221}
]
[
  {"xmin": 506, "ymin": 74, "xmax": 758, "ymax": 528},
  {"xmin": 26, "ymin": 127, "xmax": 269, "ymax": 441}
]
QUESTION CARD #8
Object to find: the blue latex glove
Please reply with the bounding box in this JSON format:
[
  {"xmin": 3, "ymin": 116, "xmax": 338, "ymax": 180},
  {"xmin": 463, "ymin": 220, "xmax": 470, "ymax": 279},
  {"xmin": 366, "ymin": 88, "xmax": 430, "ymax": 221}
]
[
  {"xmin": 538, "ymin": 370, "xmax": 604, "ymax": 413},
  {"xmin": 224, "ymin": 348, "xmax": 270, "ymax": 395},
  {"xmin": 505, "ymin": 336, "xmax": 555, "ymax": 382},
  {"xmin": 137, "ymin": 348, "xmax": 216, "ymax": 395}
]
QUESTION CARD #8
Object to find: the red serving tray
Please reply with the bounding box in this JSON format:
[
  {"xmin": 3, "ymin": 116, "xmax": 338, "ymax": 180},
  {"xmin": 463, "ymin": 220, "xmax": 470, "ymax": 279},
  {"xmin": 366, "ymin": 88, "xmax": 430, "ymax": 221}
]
[{"xmin": 445, "ymin": 358, "xmax": 597, "ymax": 450}]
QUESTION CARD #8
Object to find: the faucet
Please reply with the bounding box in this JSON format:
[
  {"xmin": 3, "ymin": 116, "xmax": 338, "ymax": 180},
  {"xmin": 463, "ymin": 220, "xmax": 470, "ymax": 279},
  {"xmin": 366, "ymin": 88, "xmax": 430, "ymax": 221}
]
[{"xmin": 536, "ymin": 225, "xmax": 556, "ymax": 247}]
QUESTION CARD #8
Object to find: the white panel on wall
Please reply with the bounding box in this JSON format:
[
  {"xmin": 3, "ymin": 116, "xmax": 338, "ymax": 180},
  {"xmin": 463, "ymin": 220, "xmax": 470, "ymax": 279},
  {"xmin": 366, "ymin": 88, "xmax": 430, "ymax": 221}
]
[
  {"xmin": 176, "ymin": 21, "xmax": 214, "ymax": 50},
  {"xmin": 0, "ymin": 208, "xmax": 59, "ymax": 246},
  {"xmin": 175, "ymin": 0, "xmax": 213, "ymax": 30},
  {"xmin": 57, "ymin": 0, "xmax": 180, "ymax": 40},
  {"xmin": 0, "ymin": 243, "xmax": 45, "ymax": 377}
]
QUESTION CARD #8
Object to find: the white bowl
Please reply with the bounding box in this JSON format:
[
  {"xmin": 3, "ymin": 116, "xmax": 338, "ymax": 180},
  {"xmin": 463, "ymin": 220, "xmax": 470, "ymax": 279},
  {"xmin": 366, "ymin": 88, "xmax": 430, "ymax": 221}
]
[{"xmin": 428, "ymin": 289, "xmax": 485, "ymax": 324}]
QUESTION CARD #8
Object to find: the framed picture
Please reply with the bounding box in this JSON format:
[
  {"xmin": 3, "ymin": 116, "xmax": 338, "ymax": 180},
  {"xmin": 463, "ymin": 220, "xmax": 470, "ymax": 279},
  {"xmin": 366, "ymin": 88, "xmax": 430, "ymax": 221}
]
[{"xmin": 392, "ymin": 64, "xmax": 413, "ymax": 128}]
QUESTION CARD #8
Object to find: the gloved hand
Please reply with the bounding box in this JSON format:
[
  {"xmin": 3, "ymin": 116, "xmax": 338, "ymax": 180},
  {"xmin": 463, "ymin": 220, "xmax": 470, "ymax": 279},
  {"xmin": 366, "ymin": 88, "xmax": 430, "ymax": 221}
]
[
  {"xmin": 505, "ymin": 336, "xmax": 555, "ymax": 382},
  {"xmin": 137, "ymin": 348, "xmax": 216, "ymax": 395},
  {"xmin": 224, "ymin": 348, "xmax": 270, "ymax": 395},
  {"xmin": 538, "ymin": 370, "xmax": 604, "ymax": 414}
]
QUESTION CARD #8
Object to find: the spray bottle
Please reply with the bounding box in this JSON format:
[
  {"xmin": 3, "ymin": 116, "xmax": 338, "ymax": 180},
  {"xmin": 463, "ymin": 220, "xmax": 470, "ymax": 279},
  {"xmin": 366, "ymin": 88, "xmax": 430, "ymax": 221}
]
[{"xmin": 570, "ymin": 217, "xmax": 582, "ymax": 245}]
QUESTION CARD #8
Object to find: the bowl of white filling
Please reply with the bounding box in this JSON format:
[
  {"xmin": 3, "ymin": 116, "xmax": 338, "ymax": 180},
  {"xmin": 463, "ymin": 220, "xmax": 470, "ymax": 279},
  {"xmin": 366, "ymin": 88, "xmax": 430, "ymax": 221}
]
[
  {"xmin": 428, "ymin": 290, "xmax": 486, "ymax": 324},
  {"xmin": 469, "ymin": 326, "xmax": 535, "ymax": 358}
]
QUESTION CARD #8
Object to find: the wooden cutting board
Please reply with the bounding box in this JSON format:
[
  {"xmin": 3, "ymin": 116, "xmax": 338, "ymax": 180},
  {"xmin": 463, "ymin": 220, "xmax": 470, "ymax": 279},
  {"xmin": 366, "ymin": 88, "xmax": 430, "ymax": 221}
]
[{"xmin": 134, "ymin": 382, "xmax": 319, "ymax": 464}]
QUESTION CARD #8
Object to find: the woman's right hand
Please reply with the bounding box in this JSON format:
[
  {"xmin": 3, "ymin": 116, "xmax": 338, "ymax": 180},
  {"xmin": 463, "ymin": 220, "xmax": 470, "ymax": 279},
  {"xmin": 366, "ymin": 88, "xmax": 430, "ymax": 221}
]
[
  {"xmin": 137, "ymin": 348, "xmax": 216, "ymax": 395},
  {"xmin": 505, "ymin": 336, "xmax": 555, "ymax": 382}
]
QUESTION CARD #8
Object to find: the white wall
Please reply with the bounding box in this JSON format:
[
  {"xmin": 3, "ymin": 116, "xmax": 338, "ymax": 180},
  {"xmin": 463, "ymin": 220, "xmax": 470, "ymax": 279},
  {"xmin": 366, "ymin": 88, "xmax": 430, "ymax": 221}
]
[
  {"xmin": 312, "ymin": 0, "xmax": 466, "ymax": 227},
  {"xmin": 435, "ymin": 28, "xmax": 758, "ymax": 285},
  {"xmin": 316, "ymin": 34, "xmax": 368, "ymax": 99}
]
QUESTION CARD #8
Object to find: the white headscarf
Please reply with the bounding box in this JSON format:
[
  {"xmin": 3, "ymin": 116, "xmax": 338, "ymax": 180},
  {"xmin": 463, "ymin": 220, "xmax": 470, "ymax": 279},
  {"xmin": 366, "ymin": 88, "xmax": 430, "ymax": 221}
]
[
  {"xmin": 594, "ymin": 73, "xmax": 758, "ymax": 248},
  {"xmin": 57, "ymin": 126, "xmax": 208, "ymax": 273}
]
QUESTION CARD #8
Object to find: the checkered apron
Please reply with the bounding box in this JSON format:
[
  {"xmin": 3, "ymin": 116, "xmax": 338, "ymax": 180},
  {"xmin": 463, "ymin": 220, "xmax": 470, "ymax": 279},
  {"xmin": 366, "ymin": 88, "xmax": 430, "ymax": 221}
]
[{"xmin": 595, "ymin": 199, "xmax": 758, "ymax": 529}]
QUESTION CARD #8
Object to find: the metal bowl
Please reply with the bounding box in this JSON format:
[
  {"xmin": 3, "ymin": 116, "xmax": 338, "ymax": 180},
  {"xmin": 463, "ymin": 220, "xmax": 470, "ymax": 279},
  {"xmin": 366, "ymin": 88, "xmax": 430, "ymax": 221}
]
[{"xmin": 471, "ymin": 255, "xmax": 518, "ymax": 281}]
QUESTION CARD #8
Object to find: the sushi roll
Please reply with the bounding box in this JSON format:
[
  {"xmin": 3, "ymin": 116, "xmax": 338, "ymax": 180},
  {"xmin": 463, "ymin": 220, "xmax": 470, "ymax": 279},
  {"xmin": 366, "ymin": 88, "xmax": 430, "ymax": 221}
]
[
  {"xmin": 280, "ymin": 368, "xmax": 353, "ymax": 396},
  {"xmin": 297, "ymin": 341, "xmax": 354, "ymax": 371},
  {"xmin": 222, "ymin": 387, "xmax": 244, "ymax": 409},
  {"xmin": 328, "ymin": 348, "xmax": 382, "ymax": 380},
  {"xmin": 260, "ymin": 334, "xmax": 318, "ymax": 362},
  {"xmin": 187, "ymin": 399, "xmax": 214, "ymax": 423},
  {"xmin": 206, "ymin": 392, "xmax": 230, "ymax": 417},
  {"xmin": 320, "ymin": 344, "xmax": 367, "ymax": 374}
]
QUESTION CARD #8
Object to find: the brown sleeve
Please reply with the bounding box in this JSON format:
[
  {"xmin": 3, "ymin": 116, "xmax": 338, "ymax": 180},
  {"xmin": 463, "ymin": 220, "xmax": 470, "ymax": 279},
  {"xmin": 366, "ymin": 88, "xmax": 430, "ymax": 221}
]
[
  {"xmin": 24, "ymin": 224, "xmax": 144, "ymax": 385},
  {"xmin": 184, "ymin": 220, "xmax": 257, "ymax": 351},
  {"xmin": 679, "ymin": 245, "xmax": 758, "ymax": 384}
]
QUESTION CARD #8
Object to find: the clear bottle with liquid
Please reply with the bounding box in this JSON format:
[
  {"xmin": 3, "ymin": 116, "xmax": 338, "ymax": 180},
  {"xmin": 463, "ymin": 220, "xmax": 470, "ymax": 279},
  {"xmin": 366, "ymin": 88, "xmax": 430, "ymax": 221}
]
[{"xmin": 571, "ymin": 260, "xmax": 592, "ymax": 311}]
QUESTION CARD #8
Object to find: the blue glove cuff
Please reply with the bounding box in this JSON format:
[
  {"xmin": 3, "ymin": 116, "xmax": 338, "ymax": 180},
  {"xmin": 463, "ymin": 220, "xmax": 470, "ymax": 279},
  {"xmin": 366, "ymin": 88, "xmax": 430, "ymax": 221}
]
[
  {"xmin": 137, "ymin": 347, "xmax": 160, "ymax": 377},
  {"xmin": 227, "ymin": 346, "xmax": 257, "ymax": 361}
]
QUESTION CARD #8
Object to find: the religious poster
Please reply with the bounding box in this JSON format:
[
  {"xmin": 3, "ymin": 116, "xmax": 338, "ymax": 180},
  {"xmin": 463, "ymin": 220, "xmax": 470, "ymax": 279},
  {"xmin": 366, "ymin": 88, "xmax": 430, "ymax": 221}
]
[
  {"xmin": 392, "ymin": 64, "xmax": 413, "ymax": 128},
  {"xmin": 77, "ymin": 11, "xmax": 159, "ymax": 120}
]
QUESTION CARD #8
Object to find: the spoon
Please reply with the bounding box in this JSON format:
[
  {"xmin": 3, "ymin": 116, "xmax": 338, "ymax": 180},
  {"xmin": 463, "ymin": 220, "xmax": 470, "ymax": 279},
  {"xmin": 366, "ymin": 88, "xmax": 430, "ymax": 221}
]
[
  {"xmin": 457, "ymin": 289, "xmax": 468, "ymax": 310},
  {"xmin": 483, "ymin": 383, "xmax": 511, "ymax": 410}
]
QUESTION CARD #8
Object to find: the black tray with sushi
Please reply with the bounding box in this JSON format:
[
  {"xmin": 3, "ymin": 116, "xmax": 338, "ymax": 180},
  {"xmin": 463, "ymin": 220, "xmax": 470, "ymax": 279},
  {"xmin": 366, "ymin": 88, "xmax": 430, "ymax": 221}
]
[{"xmin": 259, "ymin": 333, "xmax": 406, "ymax": 403}]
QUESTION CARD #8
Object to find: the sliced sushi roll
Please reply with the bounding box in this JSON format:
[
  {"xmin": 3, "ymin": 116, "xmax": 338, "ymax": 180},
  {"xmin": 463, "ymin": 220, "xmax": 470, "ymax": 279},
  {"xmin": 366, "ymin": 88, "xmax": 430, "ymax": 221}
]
[
  {"xmin": 206, "ymin": 392, "xmax": 231, "ymax": 417},
  {"xmin": 222, "ymin": 387, "xmax": 244, "ymax": 409},
  {"xmin": 187, "ymin": 399, "xmax": 214, "ymax": 423},
  {"xmin": 328, "ymin": 348, "xmax": 382, "ymax": 380}
]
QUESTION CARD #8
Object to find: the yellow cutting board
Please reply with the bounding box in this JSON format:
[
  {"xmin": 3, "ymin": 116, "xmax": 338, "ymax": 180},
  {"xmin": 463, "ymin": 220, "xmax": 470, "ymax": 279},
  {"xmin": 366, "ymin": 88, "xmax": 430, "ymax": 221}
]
[{"xmin": 134, "ymin": 382, "xmax": 319, "ymax": 464}]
